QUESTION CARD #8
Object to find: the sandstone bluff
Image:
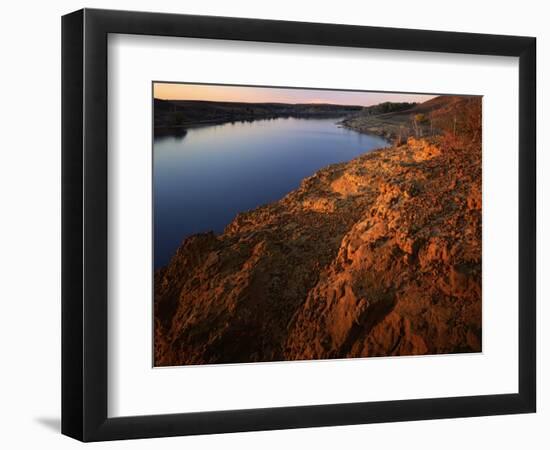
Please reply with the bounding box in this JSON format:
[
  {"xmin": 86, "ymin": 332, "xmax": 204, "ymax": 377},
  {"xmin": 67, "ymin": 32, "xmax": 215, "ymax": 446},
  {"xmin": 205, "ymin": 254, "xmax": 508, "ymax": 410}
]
[{"xmin": 154, "ymin": 96, "xmax": 482, "ymax": 366}]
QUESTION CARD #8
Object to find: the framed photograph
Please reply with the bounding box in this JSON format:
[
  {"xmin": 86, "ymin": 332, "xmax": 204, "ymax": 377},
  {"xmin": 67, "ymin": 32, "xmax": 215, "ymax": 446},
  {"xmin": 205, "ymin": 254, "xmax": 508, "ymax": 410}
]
[{"xmin": 61, "ymin": 8, "xmax": 536, "ymax": 441}]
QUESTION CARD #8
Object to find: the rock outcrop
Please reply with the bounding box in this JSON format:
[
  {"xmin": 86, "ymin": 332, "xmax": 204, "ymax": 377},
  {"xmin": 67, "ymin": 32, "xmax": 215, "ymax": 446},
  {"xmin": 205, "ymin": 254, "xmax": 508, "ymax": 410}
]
[{"xmin": 154, "ymin": 116, "xmax": 482, "ymax": 366}]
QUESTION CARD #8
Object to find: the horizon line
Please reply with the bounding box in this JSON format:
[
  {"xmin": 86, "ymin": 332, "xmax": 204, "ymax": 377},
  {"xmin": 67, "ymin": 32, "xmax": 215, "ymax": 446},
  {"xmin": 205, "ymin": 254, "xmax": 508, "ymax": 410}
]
[
  {"xmin": 153, "ymin": 83, "xmax": 439, "ymax": 107},
  {"xmin": 153, "ymin": 97, "xmax": 433, "ymax": 107}
]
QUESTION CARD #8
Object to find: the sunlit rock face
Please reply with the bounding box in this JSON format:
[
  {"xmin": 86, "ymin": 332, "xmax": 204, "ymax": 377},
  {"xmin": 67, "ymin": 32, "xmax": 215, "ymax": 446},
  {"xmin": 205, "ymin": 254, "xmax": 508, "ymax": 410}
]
[{"xmin": 154, "ymin": 96, "xmax": 482, "ymax": 366}]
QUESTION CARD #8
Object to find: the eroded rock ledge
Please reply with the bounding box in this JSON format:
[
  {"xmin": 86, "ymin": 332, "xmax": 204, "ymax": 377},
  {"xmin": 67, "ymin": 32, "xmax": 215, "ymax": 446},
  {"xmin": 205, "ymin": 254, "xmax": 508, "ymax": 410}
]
[{"xmin": 154, "ymin": 132, "xmax": 481, "ymax": 366}]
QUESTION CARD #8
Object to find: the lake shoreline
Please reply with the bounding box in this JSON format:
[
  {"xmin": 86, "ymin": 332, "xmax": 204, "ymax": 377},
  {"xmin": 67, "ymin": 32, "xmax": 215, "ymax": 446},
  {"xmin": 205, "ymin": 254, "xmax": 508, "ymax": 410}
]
[
  {"xmin": 154, "ymin": 113, "xmax": 358, "ymax": 137},
  {"xmin": 154, "ymin": 98, "xmax": 363, "ymax": 136},
  {"xmin": 154, "ymin": 95, "xmax": 482, "ymax": 365},
  {"xmin": 154, "ymin": 116, "xmax": 388, "ymax": 268},
  {"xmin": 155, "ymin": 135, "xmax": 482, "ymax": 365}
]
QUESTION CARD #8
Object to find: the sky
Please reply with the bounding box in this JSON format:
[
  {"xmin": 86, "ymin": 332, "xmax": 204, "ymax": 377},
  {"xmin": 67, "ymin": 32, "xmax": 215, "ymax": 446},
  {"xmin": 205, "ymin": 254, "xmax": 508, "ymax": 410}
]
[{"xmin": 153, "ymin": 83, "xmax": 437, "ymax": 106}]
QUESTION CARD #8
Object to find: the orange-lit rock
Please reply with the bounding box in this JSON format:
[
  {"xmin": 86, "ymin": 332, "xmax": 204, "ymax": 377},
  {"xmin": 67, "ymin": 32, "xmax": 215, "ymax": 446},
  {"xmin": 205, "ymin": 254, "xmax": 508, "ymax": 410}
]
[{"xmin": 154, "ymin": 97, "xmax": 482, "ymax": 366}]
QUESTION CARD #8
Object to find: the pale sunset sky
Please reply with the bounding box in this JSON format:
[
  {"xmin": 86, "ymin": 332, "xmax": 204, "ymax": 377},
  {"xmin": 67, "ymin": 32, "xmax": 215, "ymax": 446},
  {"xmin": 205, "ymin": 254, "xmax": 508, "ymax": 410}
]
[{"xmin": 154, "ymin": 83, "xmax": 437, "ymax": 106}]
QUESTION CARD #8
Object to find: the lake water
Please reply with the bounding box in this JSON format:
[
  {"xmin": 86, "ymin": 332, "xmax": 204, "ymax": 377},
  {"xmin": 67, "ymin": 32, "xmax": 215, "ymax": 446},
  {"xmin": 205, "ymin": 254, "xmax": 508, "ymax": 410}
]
[{"xmin": 154, "ymin": 117, "xmax": 388, "ymax": 268}]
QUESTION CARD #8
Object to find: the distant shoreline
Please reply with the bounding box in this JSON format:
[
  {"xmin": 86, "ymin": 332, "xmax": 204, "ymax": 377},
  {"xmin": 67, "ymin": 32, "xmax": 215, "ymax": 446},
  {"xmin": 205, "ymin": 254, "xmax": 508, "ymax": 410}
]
[
  {"xmin": 153, "ymin": 98, "xmax": 364, "ymax": 137},
  {"xmin": 153, "ymin": 98, "xmax": 429, "ymax": 143},
  {"xmin": 154, "ymin": 114, "xmax": 354, "ymax": 137}
]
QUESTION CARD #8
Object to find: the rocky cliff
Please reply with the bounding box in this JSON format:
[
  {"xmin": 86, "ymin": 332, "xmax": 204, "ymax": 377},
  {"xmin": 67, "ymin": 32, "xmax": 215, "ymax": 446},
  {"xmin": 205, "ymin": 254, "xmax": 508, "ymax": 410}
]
[{"xmin": 154, "ymin": 97, "xmax": 482, "ymax": 366}]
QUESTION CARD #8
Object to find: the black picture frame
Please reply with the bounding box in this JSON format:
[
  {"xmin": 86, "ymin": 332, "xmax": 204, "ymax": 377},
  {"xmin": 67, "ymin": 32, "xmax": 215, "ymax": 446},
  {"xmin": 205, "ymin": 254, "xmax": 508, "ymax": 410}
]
[{"xmin": 62, "ymin": 8, "xmax": 536, "ymax": 442}]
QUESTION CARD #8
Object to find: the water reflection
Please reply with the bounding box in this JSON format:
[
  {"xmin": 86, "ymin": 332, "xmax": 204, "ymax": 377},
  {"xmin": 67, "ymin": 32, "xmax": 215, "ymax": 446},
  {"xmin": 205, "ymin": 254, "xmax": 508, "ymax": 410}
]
[{"xmin": 154, "ymin": 127, "xmax": 188, "ymax": 139}]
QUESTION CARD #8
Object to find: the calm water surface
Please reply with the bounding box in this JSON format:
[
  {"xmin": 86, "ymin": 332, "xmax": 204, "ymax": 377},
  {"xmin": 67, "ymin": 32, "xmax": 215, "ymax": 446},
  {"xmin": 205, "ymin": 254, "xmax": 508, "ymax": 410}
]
[{"xmin": 154, "ymin": 117, "xmax": 388, "ymax": 268}]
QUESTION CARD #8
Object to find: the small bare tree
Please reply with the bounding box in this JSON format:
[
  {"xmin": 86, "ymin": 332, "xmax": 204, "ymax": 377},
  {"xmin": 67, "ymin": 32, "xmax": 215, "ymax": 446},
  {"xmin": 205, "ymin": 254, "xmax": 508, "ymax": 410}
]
[
  {"xmin": 412, "ymin": 114, "xmax": 427, "ymax": 138},
  {"xmin": 411, "ymin": 115, "xmax": 418, "ymax": 138},
  {"xmin": 397, "ymin": 125, "xmax": 405, "ymax": 145}
]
